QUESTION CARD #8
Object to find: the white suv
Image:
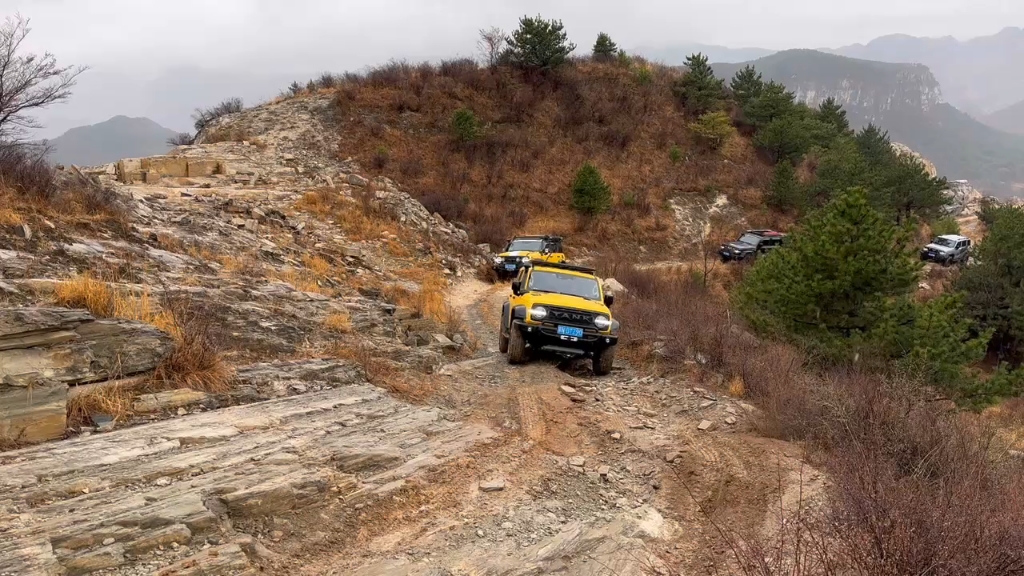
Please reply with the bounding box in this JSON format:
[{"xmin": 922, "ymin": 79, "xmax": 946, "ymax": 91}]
[{"xmin": 920, "ymin": 234, "xmax": 971, "ymax": 266}]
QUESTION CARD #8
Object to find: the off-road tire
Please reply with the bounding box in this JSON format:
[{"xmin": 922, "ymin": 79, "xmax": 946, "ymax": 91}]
[
  {"xmin": 507, "ymin": 326, "xmax": 528, "ymax": 364},
  {"xmin": 498, "ymin": 324, "xmax": 509, "ymax": 354},
  {"xmin": 593, "ymin": 346, "xmax": 615, "ymax": 376}
]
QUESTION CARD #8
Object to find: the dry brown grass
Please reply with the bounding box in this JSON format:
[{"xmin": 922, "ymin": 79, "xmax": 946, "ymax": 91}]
[
  {"xmin": 323, "ymin": 311, "xmax": 352, "ymax": 334},
  {"xmin": 294, "ymin": 187, "xmax": 400, "ymax": 241},
  {"xmin": 156, "ymin": 232, "xmax": 185, "ymax": 253},
  {"xmin": 67, "ymin": 381, "xmax": 137, "ymax": 428},
  {"xmin": 218, "ymin": 252, "xmax": 263, "ymax": 277},
  {"xmin": 0, "ymin": 145, "xmax": 129, "ymax": 231},
  {"xmin": 270, "ymin": 267, "xmax": 332, "ymax": 296},
  {"xmin": 302, "ymin": 253, "xmax": 332, "ymax": 277},
  {"xmin": 202, "ymin": 126, "xmax": 266, "ymax": 149},
  {"xmin": 53, "ymin": 273, "xmax": 159, "ymax": 322},
  {"xmin": 55, "ymin": 275, "xmax": 233, "ymax": 410},
  {"xmin": 325, "ymin": 340, "xmax": 435, "ymax": 402},
  {"xmin": 384, "ymin": 271, "xmax": 447, "ymax": 322},
  {"xmin": 151, "ymin": 294, "xmax": 233, "ymax": 393},
  {"xmin": 329, "ymin": 58, "xmax": 772, "ymax": 255}
]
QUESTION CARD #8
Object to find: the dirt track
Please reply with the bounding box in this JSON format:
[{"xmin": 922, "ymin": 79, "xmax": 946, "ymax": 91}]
[{"xmin": 276, "ymin": 279, "xmax": 819, "ymax": 575}]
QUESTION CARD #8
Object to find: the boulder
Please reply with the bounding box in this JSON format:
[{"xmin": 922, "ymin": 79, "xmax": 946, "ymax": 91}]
[
  {"xmin": 942, "ymin": 180, "xmax": 983, "ymax": 217},
  {"xmin": 602, "ymin": 278, "xmax": 627, "ymax": 295}
]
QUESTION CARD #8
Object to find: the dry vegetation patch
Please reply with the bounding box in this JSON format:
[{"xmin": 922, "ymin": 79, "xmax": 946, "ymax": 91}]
[
  {"xmin": 321, "ymin": 58, "xmax": 771, "ymax": 254},
  {"xmin": 610, "ymin": 262, "xmax": 1024, "ymax": 573}
]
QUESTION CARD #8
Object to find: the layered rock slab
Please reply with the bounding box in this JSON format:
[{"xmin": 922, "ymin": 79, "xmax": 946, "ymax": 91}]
[{"xmin": 0, "ymin": 360, "xmax": 493, "ymax": 575}]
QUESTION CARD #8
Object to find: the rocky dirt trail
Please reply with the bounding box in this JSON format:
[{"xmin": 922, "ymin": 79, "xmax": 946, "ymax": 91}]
[{"xmin": 266, "ymin": 278, "xmax": 820, "ymax": 576}]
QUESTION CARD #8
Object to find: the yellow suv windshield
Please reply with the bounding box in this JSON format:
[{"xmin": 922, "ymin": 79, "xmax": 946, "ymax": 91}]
[
  {"xmin": 507, "ymin": 239, "xmax": 545, "ymax": 252},
  {"xmin": 528, "ymin": 270, "xmax": 601, "ymax": 301}
]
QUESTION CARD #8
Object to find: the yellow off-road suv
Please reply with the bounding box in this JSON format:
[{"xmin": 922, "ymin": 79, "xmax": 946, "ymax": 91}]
[
  {"xmin": 492, "ymin": 235, "xmax": 566, "ymax": 279},
  {"xmin": 499, "ymin": 262, "xmax": 619, "ymax": 375}
]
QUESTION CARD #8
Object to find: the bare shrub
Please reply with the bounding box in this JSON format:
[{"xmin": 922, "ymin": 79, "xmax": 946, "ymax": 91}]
[
  {"xmin": 317, "ymin": 72, "xmax": 337, "ymax": 90},
  {"xmin": 0, "ymin": 142, "xmax": 54, "ymax": 197},
  {"xmin": 477, "ymin": 27, "xmax": 506, "ymax": 67},
  {"xmin": 720, "ymin": 367, "xmax": 1024, "ymax": 576},
  {"xmin": 192, "ymin": 97, "xmax": 243, "ymax": 133},
  {"xmin": 398, "ymin": 154, "xmax": 425, "ymax": 178},
  {"xmin": 366, "ymin": 60, "xmax": 412, "ymax": 88},
  {"xmin": 151, "ymin": 293, "xmax": 233, "ymax": 393},
  {"xmin": 613, "ymin": 265, "xmax": 732, "ymax": 371},
  {"xmin": 166, "ymin": 132, "xmax": 194, "ymax": 146},
  {"xmin": 419, "ymin": 190, "xmax": 468, "ymax": 221},
  {"xmin": 371, "ymin": 146, "xmax": 390, "ymax": 170}
]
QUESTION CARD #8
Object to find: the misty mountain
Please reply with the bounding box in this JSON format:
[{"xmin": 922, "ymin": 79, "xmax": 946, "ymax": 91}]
[
  {"xmin": 828, "ymin": 27, "xmax": 1024, "ymax": 116},
  {"xmin": 633, "ymin": 42, "xmax": 774, "ymax": 65},
  {"xmin": 43, "ymin": 116, "xmax": 178, "ymax": 167},
  {"xmin": 713, "ymin": 49, "xmax": 1024, "ymax": 197},
  {"xmin": 984, "ymin": 99, "xmax": 1024, "ymax": 136}
]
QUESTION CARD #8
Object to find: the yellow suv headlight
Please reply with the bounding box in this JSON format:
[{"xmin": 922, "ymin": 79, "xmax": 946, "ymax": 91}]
[
  {"xmin": 594, "ymin": 315, "xmax": 611, "ymax": 330},
  {"xmin": 529, "ymin": 306, "xmax": 548, "ymax": 320}
]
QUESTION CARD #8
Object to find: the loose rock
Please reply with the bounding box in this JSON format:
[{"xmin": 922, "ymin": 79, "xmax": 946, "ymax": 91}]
[{"xmin": 479, "ymin": 478, "xmax": 506, "ymax": 492}]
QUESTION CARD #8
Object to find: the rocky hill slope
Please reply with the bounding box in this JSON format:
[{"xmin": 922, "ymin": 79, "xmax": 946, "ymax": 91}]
[{"xmin": 0, "ymin": 89, "xmax": 818, "ymax": 575}]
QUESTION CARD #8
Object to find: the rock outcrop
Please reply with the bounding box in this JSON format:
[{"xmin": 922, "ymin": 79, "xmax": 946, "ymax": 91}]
[
  {"xmin": 0, "ymin": 360, "xmax": 494, "ymax": 575},
  {"xmin": 0, "ymin": 308, "xmax": 173, "ymax": 444},
  {"xmin": 891, "ymin": 142, "xmax": 938, "ymax": 178},
  {"xmin": 943, "ymin": 179, "xmax": 984, "ymax": 217}
]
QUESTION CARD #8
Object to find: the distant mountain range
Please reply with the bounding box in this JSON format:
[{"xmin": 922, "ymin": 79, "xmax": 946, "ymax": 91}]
[
  {"xmin": 42, "ymin": 116, "xmax": 177, "ymax": 167},
  {"xmin": 984, "ymin": 99, "xmax": 1024, "ymax": 135},
  {"xmin": 713, "ymin": 50, "xmax": 1024, "ymax": 197},
  {"xmin": 633, "ymin": 42, "xmax": 774, "ymax": 65},
  {"xmin": 651, "ymin": 28, "xmax": 1024, "ymax": 121},
  {"xmin": 827, "ymin": 27, "xmax": 1024, "ymax": 117}
]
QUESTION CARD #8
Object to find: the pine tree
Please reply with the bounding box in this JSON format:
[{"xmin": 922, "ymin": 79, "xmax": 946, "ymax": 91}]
[
  {"xmin": 671, "ymin": 53, "xmax": 726, "ymax": 116},
  {"xmin": 592, "ymin": 32, "xmax": 618, "ymax": 62},
  {"xmin": 729, "ymin": 65, "xmax": 763, "ymax": 106},
  {"xmin": 955, "ymin": 205, "xmax": 1024, "ymax": 367},
  {"xmin": 854, "ymin": 123, "xmax": 892, "ymax": 164},
  {"xmin": 766, "ymin": 160, "xmax": 803, "ymax": 211},
  {"xmin": 752, "ymin": 115, "xmax": 812, "ymax": 164},
  {"xmin": 505, "ymin": 15, "xmax": 576, "ymax": 70},
  {"xmin": 571, "ymin": 163, "xmax": 612, "ymax": 215},
  {"xmin": 689, "ymin": 111, "xmax": 735, "ymax": 150},
  {"xmin": 743, "ymin": 81, "xmax": 796, "ymax": 127},
  {"xmin": 817, "ymin": 97, "xmax": 850, "ymax": 135},
  {"xmin": 450, "ymin": 108, "xmax": 482, "ymax": 144},
  {"xmin": 737, "ymin": 187, "xmax": 920, "ymax": 347}
]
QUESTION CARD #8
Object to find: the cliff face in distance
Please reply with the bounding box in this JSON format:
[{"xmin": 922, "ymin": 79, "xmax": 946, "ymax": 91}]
[
  {"xmin": 713, "ymin": 50, "xmax": 1024, "ymax": 197},
  {"xmin": 830, "ymin": 27, "xmax": 1024, "ymax": 117}
]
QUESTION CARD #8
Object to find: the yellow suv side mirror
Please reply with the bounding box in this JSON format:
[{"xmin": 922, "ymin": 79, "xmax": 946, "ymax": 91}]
[
  {"xmin": 604, "ymin": 293, "xmax": 615, "ymax": 307},
  {"xmin": 511, "ymin": 280, "xmax": 523, "ymax": 295}
]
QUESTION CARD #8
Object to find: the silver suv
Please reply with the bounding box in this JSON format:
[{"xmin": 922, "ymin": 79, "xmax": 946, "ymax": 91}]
[{"xmin": 920, "ymin": 234, "xmax": 971, "ymax": 266}]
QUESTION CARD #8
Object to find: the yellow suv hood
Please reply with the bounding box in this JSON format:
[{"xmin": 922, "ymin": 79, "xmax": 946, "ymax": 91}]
[
  {"xmin": 519, "ymin": 292, "xmax": 610, "ymax": 316},
  {"xmin": 498, "ymin": 250, "xmax": 543, "ymax": 259}
]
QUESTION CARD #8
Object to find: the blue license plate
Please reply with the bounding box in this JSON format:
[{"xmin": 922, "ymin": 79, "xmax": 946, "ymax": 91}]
[
  {"xmin": 557, "ymin": 325, "xmax": 584, "ymax": 338},
  {"xmin": 504, "ymin": 264, "xmax": 517, "ymax": 271}
]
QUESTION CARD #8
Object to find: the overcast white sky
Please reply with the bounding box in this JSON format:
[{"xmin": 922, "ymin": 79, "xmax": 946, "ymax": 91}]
[{"xmin": 3, "ymin": 0, "xmax": 1021, "ymax": 137}]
